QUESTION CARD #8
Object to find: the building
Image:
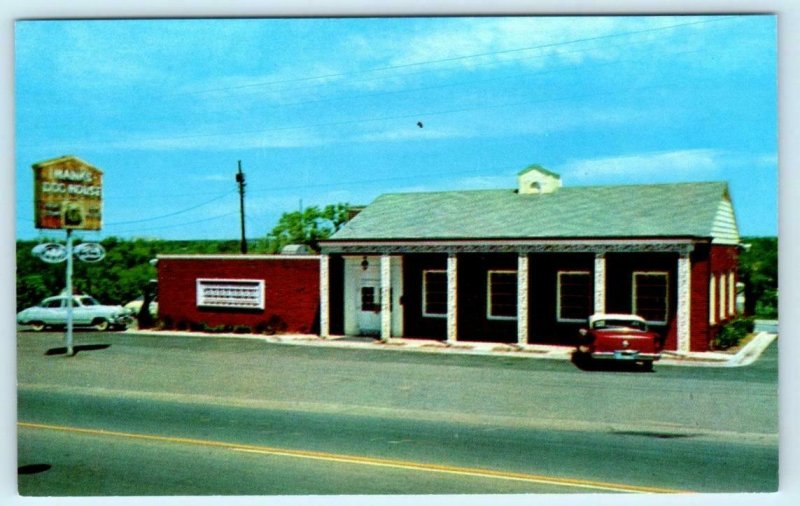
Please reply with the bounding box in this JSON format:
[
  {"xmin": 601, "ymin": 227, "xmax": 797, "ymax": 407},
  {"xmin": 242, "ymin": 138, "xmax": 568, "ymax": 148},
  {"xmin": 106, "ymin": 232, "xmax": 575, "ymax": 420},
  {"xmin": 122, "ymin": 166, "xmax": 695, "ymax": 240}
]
[
  {"xmin": 318, "ymin": 166, "xmax": 741, "ymax": 352},
  {"xmin": 157, "ymin": 254, "xmax": 320, "ymax": 334}
]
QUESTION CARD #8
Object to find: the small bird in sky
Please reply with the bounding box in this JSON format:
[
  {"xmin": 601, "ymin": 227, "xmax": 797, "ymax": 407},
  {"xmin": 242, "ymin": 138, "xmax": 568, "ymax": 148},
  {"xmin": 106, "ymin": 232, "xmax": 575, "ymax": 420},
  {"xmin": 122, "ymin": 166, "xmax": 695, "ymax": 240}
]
[{"xmin": 417, "ymin": 121, "xmax": 424, "ymax": 128}]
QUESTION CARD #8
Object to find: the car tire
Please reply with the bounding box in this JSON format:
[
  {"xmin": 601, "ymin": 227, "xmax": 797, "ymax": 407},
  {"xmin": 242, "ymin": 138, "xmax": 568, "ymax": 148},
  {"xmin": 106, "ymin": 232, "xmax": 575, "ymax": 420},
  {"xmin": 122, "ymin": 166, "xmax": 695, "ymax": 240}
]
[
  {"xmin": 92, "ymin": 319, "xmax": 110, "ymax": 332},
  {"xmin": 29, "ymin": 321, "xmax": 46, "ymax": 332},
  {"xmin": 641, "ymin": 361, "xmax": 654, "ymax": 372}
]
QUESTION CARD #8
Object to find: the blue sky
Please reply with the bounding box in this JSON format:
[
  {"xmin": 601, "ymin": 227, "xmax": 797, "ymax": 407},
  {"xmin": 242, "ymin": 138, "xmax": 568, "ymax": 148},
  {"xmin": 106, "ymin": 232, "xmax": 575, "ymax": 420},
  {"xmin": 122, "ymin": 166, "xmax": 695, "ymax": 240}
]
[{"xmin": 14, "ymin": 15, "xmax": 777, "ymax": 241}]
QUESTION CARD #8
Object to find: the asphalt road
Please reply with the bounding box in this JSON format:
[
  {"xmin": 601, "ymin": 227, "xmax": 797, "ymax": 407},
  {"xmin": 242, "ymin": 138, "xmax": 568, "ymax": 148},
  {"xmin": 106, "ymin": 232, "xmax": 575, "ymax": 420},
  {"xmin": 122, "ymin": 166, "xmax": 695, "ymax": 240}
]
[{"xmin": 17, "ymin": 330, "xmax": 778, "ymax": 495}]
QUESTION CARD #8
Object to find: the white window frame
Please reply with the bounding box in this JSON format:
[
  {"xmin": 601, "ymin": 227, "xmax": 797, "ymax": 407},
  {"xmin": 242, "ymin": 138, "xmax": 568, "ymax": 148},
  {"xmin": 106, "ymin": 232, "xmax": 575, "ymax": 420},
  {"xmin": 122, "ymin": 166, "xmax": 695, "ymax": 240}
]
[
  {"xmin": 487, "ymin": 270, "xmax": 518, "ymax": 321},
  {"xmin": 422, "ymin": 269, "xmax": 447, "ymax": 318},
  {"xmin": 709, "ymin": 274, "xmax": 717, "ymax": 324},
  {"xmin": 632, "ymin": 271, "xmax": 669, "ymax": 325},
  {"xmin": 719, "ymin": 273, "xmax": 727, "ymax": 320},
  {"xmin": 196, "ymin": 278, "xmax": 265, "ymax": 309}
]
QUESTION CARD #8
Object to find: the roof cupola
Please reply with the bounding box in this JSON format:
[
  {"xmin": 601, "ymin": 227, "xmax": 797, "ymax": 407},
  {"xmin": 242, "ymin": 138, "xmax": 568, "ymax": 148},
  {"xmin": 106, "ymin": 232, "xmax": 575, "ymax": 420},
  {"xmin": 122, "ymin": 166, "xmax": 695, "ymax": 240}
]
[{"xmin": 517, "ymin": 165, "xmax": 561, "ymax": 194}]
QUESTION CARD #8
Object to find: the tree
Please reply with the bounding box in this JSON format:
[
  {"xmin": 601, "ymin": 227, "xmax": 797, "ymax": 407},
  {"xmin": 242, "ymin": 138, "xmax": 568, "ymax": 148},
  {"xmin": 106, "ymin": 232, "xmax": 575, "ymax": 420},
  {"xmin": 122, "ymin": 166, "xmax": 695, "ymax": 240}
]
[
  {"xmin": 738, "ymin": 237, "xmax": 778, "ymax": 318},
  {"xmin": 266, "ymin": 203, "xmax": 350, "ymax": 253}
]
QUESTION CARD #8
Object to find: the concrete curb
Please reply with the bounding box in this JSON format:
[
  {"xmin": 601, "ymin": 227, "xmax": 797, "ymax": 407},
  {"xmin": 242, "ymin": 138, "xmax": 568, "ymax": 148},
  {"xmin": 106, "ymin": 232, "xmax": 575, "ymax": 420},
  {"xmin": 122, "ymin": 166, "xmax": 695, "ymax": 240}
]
[{"xmin": 125, "ymin": 327, "xmax": 777, "ymax": 368}]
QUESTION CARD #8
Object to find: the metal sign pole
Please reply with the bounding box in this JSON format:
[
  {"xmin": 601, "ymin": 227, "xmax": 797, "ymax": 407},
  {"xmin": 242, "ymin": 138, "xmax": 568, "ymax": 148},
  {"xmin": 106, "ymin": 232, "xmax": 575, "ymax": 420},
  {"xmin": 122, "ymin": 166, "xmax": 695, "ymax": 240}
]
[{"xmin": 65, "ymin": 229, "xmax": 74, "ymax": 356}]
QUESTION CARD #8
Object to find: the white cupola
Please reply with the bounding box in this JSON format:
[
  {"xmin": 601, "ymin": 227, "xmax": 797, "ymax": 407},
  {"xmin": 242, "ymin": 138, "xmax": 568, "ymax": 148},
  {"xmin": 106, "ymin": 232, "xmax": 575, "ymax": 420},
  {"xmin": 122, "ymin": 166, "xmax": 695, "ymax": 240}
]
[{"xmin": 517, "ymin": 165, "xmax": 561, "ymax": 194}]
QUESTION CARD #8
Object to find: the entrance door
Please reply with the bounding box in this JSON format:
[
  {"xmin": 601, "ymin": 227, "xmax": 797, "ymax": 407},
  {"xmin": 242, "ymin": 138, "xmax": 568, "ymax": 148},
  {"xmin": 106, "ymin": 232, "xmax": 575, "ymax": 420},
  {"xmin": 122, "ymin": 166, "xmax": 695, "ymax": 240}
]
[{"xmin": 357, "ymin": 280, "xmax": 381, "ymax": 336}]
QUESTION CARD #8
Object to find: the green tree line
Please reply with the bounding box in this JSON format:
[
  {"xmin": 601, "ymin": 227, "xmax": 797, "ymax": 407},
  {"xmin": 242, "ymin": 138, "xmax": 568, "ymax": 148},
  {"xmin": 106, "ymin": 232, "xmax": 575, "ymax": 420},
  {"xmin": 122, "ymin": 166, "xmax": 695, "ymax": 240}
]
[
  {"xmin": 16, "ymin": 238, "xmax": 246, "ymax": 310},
  {"xmin": 16, "ymin": 204, "xmax": 351, "ymax": 311}
]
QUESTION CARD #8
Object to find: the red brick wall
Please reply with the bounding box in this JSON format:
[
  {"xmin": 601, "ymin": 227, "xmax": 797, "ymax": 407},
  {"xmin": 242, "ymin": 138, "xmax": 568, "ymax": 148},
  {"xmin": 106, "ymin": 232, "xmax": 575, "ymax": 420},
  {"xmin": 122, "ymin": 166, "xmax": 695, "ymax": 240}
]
[
  {"xmin": 157, "ymin": 256, "xmax": 320, "ymax": 334},
  {"xmin": 688, "ymin": 244, "xmax": 739, "ymax": 351},
  {"xmin": 690, "ymin": 245, "xmax": 711, "ymax": 352}
]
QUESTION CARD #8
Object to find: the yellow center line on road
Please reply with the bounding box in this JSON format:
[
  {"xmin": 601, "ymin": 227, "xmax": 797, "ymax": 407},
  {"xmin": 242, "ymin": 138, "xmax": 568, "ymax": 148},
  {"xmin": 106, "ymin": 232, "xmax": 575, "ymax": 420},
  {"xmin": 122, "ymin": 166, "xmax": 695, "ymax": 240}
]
[{"xmin": 19, "ymin": 421, "xmax": 688, "ymax": 494}]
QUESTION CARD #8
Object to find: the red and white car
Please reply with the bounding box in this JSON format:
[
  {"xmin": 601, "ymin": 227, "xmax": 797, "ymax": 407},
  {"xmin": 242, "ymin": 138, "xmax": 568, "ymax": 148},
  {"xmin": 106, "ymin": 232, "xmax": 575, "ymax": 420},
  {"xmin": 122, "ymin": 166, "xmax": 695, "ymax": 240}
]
[{"xmin": 576, "ymin": 313, "xmax": 664, "ymax": 370}]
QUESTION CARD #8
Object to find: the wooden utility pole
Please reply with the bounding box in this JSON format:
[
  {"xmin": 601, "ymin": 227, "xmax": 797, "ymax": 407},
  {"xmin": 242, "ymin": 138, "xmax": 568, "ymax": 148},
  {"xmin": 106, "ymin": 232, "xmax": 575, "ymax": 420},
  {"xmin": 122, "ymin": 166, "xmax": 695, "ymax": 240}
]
[{"xmin": 236, "ymin": 160, "xmax": 247, "ymax": 254}]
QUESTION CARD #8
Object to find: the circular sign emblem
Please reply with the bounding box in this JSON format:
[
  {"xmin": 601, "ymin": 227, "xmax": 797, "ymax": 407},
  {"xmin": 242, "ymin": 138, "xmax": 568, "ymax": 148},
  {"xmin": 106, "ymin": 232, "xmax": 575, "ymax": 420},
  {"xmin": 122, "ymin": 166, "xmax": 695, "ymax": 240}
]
[
  {"xmin": 31, "ymin": 243, "xmax": 68, "ymax": 264},
  {"xmin": 74, "ymin": 242, "xmax": 106, "ymax": 263}
]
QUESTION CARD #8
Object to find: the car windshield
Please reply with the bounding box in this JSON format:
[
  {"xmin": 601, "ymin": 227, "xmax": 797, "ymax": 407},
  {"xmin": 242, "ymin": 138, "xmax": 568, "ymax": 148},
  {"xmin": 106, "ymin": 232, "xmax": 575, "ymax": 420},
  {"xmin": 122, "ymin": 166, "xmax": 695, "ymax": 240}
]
[
  {"xmin": 77, "ymin": 296, "xmax": 100, "ymax": 306},
  {"xmin": 593, "ymin": 319, "xmax": 646, "ymax": 331}
]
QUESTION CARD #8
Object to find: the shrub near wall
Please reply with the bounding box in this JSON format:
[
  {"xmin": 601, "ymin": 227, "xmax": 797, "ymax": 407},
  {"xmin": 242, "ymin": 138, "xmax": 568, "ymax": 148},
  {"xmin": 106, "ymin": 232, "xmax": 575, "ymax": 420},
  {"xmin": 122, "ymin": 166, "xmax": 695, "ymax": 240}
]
[{"xmin": 713, "ymin": 316, "xmax": 755, "ymax": 350}]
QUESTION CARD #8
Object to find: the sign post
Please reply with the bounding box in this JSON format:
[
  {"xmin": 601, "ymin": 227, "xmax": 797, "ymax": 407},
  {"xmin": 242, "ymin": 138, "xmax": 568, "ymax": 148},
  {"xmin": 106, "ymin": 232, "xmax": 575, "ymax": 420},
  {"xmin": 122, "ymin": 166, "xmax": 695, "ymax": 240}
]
[
  {"xmin": 32, "ymin": 156, "xmax": 103, "ymax": 356},
  {"xmin": 65, "ymin": 230, "xmax": 74, "ymax": 355}
]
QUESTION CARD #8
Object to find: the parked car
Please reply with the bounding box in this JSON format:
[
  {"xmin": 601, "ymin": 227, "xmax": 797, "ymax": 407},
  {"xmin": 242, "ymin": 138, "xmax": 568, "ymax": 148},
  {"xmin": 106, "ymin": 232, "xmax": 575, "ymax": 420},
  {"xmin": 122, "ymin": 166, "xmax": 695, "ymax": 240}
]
[
  {"xmin": 575, "ymin": 313, "xmax": 664, "ymax": 371},
  {"xmin": 124, "ymin": 295, "xmax": 158, "ymax": 318},
  {"xmin": 17, "ymin": 295, "xmax": 133, "ymax": 332}
]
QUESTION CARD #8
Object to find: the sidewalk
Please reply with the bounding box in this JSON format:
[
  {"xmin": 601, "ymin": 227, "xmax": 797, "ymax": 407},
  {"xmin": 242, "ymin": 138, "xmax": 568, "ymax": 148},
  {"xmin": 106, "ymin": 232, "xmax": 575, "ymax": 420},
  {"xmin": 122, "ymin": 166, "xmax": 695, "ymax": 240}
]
[{"xmin": 128, "ymin": 327, "xmax": 777, "ymax": 368}]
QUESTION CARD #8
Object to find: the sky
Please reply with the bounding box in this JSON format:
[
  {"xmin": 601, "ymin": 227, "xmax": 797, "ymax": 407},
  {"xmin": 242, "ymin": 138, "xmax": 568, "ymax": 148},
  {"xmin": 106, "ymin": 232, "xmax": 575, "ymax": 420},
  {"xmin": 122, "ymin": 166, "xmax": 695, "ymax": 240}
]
[{"xmin": 14, "ymin": 15, "xmax": 778, "ymax": 241}]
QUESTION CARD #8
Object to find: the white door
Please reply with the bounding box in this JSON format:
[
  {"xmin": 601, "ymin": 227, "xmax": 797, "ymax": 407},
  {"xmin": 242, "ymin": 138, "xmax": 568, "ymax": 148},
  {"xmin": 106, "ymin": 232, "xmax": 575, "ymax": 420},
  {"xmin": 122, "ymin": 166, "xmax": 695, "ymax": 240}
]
[{"xmin": 357, "ymin": 280, "xmax": 381, "ymax": 336}]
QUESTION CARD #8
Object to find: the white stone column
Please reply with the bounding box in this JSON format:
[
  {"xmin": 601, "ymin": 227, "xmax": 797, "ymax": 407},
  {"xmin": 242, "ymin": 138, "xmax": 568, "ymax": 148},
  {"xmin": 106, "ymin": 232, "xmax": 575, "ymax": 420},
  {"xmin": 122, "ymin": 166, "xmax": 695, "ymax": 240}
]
[
  {"xmin": 677, "ymin": 253, "xmax": 692, "ymax": 353},
  {"xmin": 594, "ymin": 253, "xmax": 606, "ymax": 315},
  {"xmin": 517, "ymin": 253, "xmax": 529, "ymax": 346},
  {"xmin": 380, "ymin": 254, "xmax": 392, "ymax": 342},
  {"xmin": 320, "ymin": 253, "xmax": 330, "ymax": 338},
  {"xmin": 447, "ymin": 253, "xmax": 458, "ymax": 344}
]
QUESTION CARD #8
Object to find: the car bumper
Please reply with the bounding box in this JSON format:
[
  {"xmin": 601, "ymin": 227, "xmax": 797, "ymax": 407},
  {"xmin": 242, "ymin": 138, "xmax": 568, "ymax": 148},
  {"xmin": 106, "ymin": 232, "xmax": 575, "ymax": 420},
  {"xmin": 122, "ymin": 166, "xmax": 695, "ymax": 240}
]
[
  {"xmin": 113, "ymin": 314, "xmax": 134, "ymax": 327},
  {"xmin": 590, "ymin": 351, "xmax": 662, "ymax": 361}
]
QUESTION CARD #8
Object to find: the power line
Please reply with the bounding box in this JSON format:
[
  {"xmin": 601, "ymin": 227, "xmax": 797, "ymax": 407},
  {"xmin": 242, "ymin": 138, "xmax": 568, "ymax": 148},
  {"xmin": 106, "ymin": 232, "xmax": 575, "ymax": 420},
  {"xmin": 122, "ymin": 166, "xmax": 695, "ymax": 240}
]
[
  {"xmin": 103, "ymin": 210, "xmax": 241, "ymax": 234},
  {"xmin": 174, "ymin": 16, "xmax": 733, "ymax": 97},
  {"xmin": 103, "ymin": 190, "xmax": 236, "ymax": 226}
]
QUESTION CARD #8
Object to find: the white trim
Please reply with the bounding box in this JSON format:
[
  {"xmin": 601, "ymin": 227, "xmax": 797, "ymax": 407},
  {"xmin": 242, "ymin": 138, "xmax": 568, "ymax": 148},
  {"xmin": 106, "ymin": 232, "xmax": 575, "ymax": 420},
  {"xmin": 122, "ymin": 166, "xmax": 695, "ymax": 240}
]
[
  {"xmin": 447, "ymin": 254, "xmax": 458, "ymax": 343},
  {"xmin": 487, "ymin": 270, "xmax": 518, "ymax": 321},
  {"xmin": 380, "ymin": 255, "xmax": 392, "ymax": 341},
  {"xmin": 719, "ymin": 273, "xmax": 727, "ymax": 321},
  {"xmin": 322, "ymin": 238, "xmax": 697, "ymax": 249},
  {"xmin": 709, "ymin": 274, "xmax": 717, "ymax": 324},
  {"xmin": 196, "ymin": 278, "xmax": 265, "ymax": 309},
  {"xmin": 677, "ymin": 255, "xmax": 691, "ymax": 353},
  {"xmin": 159, "ymin": 254, "xmax": 319, "ymax": 260},
  {"xmin": 320, "ymin": 254, "xmax": 330, "ymax": 338},
  {"xmin": 557, "ymin": 270, "xmax": 592, "ymax": 323},
  {"xmin": 422, "ymin": 269, "xmax": 447, "ymax": 318},
  {"xmin": 728, "ymin": 272, "xmax": 736, "ymax": 316},
  {"xmin": 632, "ymin": 271, "xmax": 669, "ymax": 325},
  {"xmin": 517, "ymin": 254, "xmax": 529, "ymax": 346},
  {"xmin": 593, "ymin": 254, "xmax": 606, "ymax": 314}
]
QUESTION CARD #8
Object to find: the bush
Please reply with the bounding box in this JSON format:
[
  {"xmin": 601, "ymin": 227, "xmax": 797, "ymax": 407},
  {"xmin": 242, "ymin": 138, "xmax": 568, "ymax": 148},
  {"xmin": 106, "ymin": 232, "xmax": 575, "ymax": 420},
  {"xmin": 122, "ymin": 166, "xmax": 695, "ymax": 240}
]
[
  {"xmin": 257, "ymin": 315, "xmax": 288, "ymax": 335},
  {"xmin": 233, "ymin": 325, "xmax": 252, "ymax": 334},
  {"xmin": 714, "ymin": 317, "xmax": 755, "ymax": 350}
]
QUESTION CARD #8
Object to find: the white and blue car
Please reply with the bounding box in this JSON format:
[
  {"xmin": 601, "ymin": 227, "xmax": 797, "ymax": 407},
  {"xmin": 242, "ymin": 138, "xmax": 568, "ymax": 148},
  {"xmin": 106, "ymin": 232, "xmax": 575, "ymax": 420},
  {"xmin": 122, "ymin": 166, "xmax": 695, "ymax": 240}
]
[{"xmin": 17, "ymin": 295, "xmax": 132, "ymax": 332}]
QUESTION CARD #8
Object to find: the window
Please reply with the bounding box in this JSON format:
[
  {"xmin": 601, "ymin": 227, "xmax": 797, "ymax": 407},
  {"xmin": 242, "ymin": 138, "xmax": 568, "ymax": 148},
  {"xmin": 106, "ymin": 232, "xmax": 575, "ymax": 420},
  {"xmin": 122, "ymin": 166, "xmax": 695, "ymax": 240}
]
[
  {"xmin": 361, "ymin": 286, "xmax": 380, "ymax": 312},
  {"xmin": 719, "ymin": 274, "xmax": 727, "ymax": 320},
  {"xmin": 196, "ymin": 279, "xmax": 265, "ymax": 309},
  {"xmin": 557, "ymin": 271, "xmax": 592, "ymax": 322},
  {"xmin": 487, "ymin": 270, "xmax": 517, "ymax": 320},
  {"xmin": 728, "ymin": 272, "xmax": 736, "ymax": 315},
  {"xmin": 633, "ymin": 272, "xmax": 668, "ymax": 324},
  {"xmin": 709, "ymin": 275, "xmax": 717, "ymax": 324},
  {"xmin": 422, "ymin": 270, "xmax": 447, "ymax": 317}
]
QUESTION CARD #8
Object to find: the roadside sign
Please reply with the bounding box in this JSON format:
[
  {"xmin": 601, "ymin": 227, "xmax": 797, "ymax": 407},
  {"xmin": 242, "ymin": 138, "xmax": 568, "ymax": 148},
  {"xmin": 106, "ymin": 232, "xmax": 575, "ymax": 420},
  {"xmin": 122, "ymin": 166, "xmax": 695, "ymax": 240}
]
[{"xmin": 33, "ymin": 155, "xmax": 103, "ymax": 231}]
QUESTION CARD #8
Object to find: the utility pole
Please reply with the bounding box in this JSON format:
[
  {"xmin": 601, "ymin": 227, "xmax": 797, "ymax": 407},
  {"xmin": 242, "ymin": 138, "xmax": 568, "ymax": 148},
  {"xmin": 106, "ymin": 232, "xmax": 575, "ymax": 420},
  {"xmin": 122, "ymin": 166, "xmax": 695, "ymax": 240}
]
[{"xmin": 236, "ymin": 160, "xmax": 247, "ymax": 254}]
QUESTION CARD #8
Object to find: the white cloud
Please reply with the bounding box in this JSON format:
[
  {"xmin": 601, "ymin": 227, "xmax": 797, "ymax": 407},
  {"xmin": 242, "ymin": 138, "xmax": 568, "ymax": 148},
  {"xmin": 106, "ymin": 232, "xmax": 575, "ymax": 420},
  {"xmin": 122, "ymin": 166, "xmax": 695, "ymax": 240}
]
[{"xmin": 561, "ymin": 149, "xmax": 723, "ymax": 184}]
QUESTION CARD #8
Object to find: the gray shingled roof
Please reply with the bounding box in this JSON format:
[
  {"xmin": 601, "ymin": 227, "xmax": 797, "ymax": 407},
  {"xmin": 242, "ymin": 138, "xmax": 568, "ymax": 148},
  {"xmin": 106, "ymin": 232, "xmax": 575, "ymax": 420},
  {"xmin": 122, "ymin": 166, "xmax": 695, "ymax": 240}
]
[{"xmin": 329, "ymin": 182, "xmax": 733, "ymax": 241}]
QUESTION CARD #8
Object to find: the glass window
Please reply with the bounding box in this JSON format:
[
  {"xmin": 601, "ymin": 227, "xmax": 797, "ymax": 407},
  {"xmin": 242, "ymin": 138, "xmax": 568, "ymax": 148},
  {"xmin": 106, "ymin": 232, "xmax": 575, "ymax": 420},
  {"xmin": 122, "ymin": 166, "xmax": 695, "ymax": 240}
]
[
  {"xmin": 709, "ymin": 275, "xmax": 717, "ymax": 324},
  {"xmin": 487, "ymin": 270, "xmax": 517, "ymax": 320},
  {"xmin": 558, "ymin": 271, "xmax": 592, "ymax": 322},
  {"xmin": 633, "ymin": 272, "xmax": 669, "ymax": 324},
  {"xmin": 361, "ymin": 286, "xmax": 379, "ymax": 312},
  {"xmin": 422, "ymin": 270, "xmax": 447, "ymax": 317},
  {"xmin": 196, "ymin": 279, "xmax": 265, "ymax": 309}
]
